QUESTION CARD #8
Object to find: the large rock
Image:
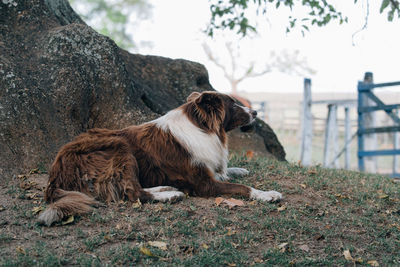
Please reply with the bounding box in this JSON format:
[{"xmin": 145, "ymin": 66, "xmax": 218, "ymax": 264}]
[{"xmin": 0, "ymin": 0, "xmax": 285, "ymax": 181}]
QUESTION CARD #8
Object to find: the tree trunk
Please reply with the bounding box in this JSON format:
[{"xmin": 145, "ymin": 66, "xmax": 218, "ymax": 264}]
[{"xmin": 0, "ymin": 0, "xmax": 286, "ymax": 180}]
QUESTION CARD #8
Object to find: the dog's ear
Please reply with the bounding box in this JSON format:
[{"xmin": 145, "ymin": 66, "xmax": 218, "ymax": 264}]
[
  {"xmin": 186, "ymin": 92, "xmax": 201, "ymax": 102},
  {"xmin": 195, "ymin": 91, "xmax": 222, "ymax": 108},
  {"xmin": 194, "ymin": 92, "xmax": 225, "ymax": 132}
]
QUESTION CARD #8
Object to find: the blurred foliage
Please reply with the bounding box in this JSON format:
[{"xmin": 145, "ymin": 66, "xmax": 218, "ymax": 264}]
[
  {"xmin": 207, "ymin": 0, "xmax": 400, "ymax": 37},
  {"xmin": 69, "ymin": 0, "xmax": 152, "ymax": 50}
]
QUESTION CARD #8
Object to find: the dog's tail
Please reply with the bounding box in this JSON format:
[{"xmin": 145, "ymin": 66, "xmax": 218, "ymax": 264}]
[{"xmin": 38, "ymin": 189, "xmax": 96, "ymax": 226}]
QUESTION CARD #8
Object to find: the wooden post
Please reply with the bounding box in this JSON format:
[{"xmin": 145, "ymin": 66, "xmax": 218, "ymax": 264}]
[
  {"xmin": 362, "ymin": 72, "xmax": 377, "ymax": 173},
  {"xmin": 300, "ymin": 78, "xmax": 313, "ymax": 166},
  {"xmin": 324, "ymin": 104, "xmax": 339, "ymax": 167},
  {"xmin": 344, "ymin": 107, "xmax": 351, "ymax": 169}
]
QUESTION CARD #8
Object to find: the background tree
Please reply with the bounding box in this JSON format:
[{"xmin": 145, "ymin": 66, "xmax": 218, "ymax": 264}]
[
  {"xmin": 69, "ymin": 0, "xmax": 152, "ymax": 50},
  {"xmin": 203, "ymin": 40, "xmax": 315, "ymax": 95},
  {"xmin": 207, "ymin": 0, "xmax": 400, "ymax": 37}
]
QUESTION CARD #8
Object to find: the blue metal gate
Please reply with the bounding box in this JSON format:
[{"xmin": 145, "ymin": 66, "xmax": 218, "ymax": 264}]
[{"xmin": 357, "ymin": 72, "xmax": 400, "ymax": 177}]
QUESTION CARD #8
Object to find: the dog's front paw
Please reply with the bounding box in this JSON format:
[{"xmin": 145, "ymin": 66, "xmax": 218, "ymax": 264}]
[
  {"xmin": 143, "ymin": 186, "xmax": 180, "ymax": 193},
  {"xmin": 227, "ymin": 167, "xmax": 249, "ymax": 178},
  {"xmin": 151, "ymin": 191, "xmax": 185, "ymax": 203},
  {"xmin": 250, "ymin": 188, "xmax": 282, "ymax": 202}
]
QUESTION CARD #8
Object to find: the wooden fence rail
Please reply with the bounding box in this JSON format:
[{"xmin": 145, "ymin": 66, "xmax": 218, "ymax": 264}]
[{"xmin": 300, "ymin": 78, "xmax": 357, "ymax": 168}]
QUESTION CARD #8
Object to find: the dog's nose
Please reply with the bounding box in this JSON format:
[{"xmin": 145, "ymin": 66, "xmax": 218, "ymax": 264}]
[{"xmin": 251, "ymin": 110, "xmax": 257, "ymax": 118}]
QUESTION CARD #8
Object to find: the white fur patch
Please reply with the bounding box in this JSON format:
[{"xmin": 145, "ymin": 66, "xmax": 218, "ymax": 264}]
[
  {"xmin": 151, "ymin": 191, "xmax": 185, "ymax": 202},
  {"xmin": 215, "ymin": 168, "xmax": 249, "ymax": 181},
  {"xmin": 38, "ymin": 208, "xmax": 61, "ymax": 226},
  {"xmin": 227, "ymin": 167, "xmax": 249, "ymax": 177},
  {"xmin": 153, "ymin": 109, "xmax": 228, "ymax": 174},
  {"xmin": 249, "ymin": 188, "xmax": 282, "ymax": 202},
  {"xmin": 143, "ymin": 186, "xmax": 179, "ymax": 193}
]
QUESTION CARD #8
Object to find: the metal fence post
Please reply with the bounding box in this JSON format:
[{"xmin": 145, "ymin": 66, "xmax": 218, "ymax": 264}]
[
  {"xmin": 394, "ymin": 109, "xmax": 399, "ymax": 175},
  {"xmin": 362, "ymin": 72, "xmax": 377, "ymax": 173},
  {"xmin": 300, "ymin": 78, "xmax": 313, "ymax": 166},
  {"xmin": 357, "ymin": 81, "xmax": 365, "ymax": 172}
]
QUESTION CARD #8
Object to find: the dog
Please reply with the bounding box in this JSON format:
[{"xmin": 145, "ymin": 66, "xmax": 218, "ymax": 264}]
[{"xmin": 38, "ymin": 91, "xmax": 282, "ymax": 226}]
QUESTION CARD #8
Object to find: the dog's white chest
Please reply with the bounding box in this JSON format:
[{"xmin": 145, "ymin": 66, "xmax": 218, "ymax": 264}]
[{"xmin": 153, "ymin": 109, "xmax": 227, "ymax": 173}]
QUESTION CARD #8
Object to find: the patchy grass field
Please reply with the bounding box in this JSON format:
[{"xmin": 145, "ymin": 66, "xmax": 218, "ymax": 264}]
[{"xmin": 0, "ymin": 155, "xmax": 399, "ymax": 266}]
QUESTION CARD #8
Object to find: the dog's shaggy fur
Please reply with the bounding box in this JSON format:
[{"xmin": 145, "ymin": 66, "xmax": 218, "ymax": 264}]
[{"xmin": 39, "ymin": 91, "xmax": 282, "ymax": 226}]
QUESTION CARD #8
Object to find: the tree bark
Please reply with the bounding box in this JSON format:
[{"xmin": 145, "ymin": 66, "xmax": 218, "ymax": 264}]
[{"xmin": 0, "ymin": 0, "xmax": 286, "ymax": 180}]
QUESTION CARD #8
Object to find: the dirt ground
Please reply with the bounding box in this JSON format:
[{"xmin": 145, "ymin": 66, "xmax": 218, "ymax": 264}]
[{"xmin": 0, "ymin": 158, "xmax": 399, "ymax": 266}]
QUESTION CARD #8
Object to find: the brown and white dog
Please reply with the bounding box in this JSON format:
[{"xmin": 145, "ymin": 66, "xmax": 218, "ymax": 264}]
[{"xmin": 38, "ymin": 91, "xmax": 282, "ymax": 226}]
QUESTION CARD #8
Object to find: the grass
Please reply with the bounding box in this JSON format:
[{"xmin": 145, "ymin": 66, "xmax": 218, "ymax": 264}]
[{"xmin": 0, "ymin": 154, "xmax": 399, "ymax": 266}]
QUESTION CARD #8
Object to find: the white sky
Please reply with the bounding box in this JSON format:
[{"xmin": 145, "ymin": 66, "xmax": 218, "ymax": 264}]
[{"xmin": 131, "ymin": 0, "xmax": 400, "ymax": 94}]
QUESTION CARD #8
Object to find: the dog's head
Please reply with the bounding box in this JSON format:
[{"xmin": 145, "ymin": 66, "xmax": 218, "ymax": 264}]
[{"xmin": 185, "ymin": 91, "xmax": 257, "ymax": 132}]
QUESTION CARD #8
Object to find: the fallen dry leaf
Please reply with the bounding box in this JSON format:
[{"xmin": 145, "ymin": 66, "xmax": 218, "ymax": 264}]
[
  {"xmin": 61, "ymin": 215, "xmax": 74, "ymax": 225},
  {"xmin": 355, "ymin": 258, "xmax": 363, "ymax": 263},
  {"xmin": 148, "ymin": 241, "xmax": 167, "ymax": 251},
  {"xmin": 307, "ymin": 169, "xmax": 317, "ymax": 175},
  {"xmin": 26, "ymin": 192, "xmax": 40, "ymax": 200},
  {"xmin": 140, "ymin": 246, "xmax": 156, "ymax": 257},
  {"xmin": 17, "ymin": 174, "xmax": 27, "ymax": 179},
  {"xmin": 201, "ymin": 243, "xmax": 209, "ymax": 250},
  {"xmin": 32, "ymin": 206, "xmax": 44, "ymax": 214},
  {"xmin": 132, "ymin": 199, "xmax": 142, "ymax": 209},
  {"xmin": 226, "ymin": 227, "xmax": 237, "ymax": 236},
  {"xmin": 253, "ymin": 257, "xmax": 263, "ymax": 263},
  {"xmin": 19, "ymin": 180, "xmax": 32, "ymax": 190},
  {"xmin": 248, "ymin": 200, "xmax": 257, "ymax": 205},
  {"xmin": 300, "ymin": 183, "xmax": 307, "ymax": 189},
  {"xmin": 154, "ymin": 204, "xmax": 164, "ymax": 212},
  {"xmin": 277, "ymin": 205, "xmax": 287, "ymax": 212},
  {"xmin": 367, "ymin": 260, "xmax": 379, "ymax": 266},
  {"xmin": 228, "ymin": 263, "xmax": 236, "ymax": 267},
  {"xmin": 343, "ymin": 249, "xmax": 353, "ymax": 261},
  {"xmin": 245, "ymin": 150, "xmax": 254, "ymax": 160},
  {"xmin": 29, "ymin": 168, "xmax": 39, "ymax": 174},
  {"xmin": 224, "ymin": 198, "xmax": 245, "ymax": 209},
  {"xmin": 378, "ymin": 194, "xmax": 389, "ymax": 199},
  {"xmin": 215, "ymin": 197, "xmax": 245, "ymax": 209},
  {"xmin": 278, "ymin": 242, "xmax": 289, "ymax": 252},
  {"xmin": 215, "ymin": 197, "xmax": 224, "ymax": 206},
  {"xmin": 16, "ymin": 246, "xmax": 25, "ymax": 255}
]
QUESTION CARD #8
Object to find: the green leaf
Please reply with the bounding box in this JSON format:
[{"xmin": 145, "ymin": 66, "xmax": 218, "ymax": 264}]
[
  {"xmin": 380, "ymin": 0, "xmax": 390, "ymax": 13},
  {"xmin": 388, "ymin": 10, "xmax": 395, "ymax": 21}
]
